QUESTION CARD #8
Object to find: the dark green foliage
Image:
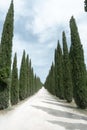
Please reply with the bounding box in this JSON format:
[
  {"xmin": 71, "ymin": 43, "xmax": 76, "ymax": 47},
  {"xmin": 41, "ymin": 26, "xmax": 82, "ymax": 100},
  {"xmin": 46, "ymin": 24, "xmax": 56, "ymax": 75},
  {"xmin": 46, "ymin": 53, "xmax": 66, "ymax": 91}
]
[
  {"xmin": 0, "ymin": 0, "xmax": 42, "ymax": 109},
  {"xmin": 54, "ymin": 49, "xmax": 58, "ymax": 96},
  {"xmin": 50, "ymin": 63, "xmax": 55, "ymax": 95},
  {"xmin": 11, "ymin": 53, "xmax": 19, "ymax": 105},
  {"xmin": 45, "ymin": 42, "xmax": 64, "ymax": 100},
  {"xmin": 55, "ymin": 41, "xmax": 64, "ymax": 99},
  {"xmin": 0, "ymin": 0, "xmax": 14, "ymax": 77},
  {"xmin": 19, "ymin": 50, "xmax": 27, "ymax": 100},
  {"xmin": 19, "ymin": 51, "xmax": 42, "ymax": 100},
  {"xmin": 26, "ymin": 55, "xmax": 30, "ymax": 97},
  {"xmin": 34, "ymin": 74, "xmax": 42, "ymax": 93},
  {"xmin": 70, "ymin": 16, "xmax": 87, "ymax": 109},
  {"xmin": 31, "ymin": 68, "xmax": 35, "ymax": 95},
  {"xmin": 36, "ymin": 77, "xmax": 42, "ymax": 91},
  {"xmin": 44, "ymin": 16, "xmax": 87, "ymax": 109},
  {"xmin": 84, "ymin": 0, "xmax": 87, "ymax": 11},
  {"xmin": 0, "ymin": 0, "xmax": 14, "ymax": 109},
  {"xmin": 51, "ymin": 63, "xmax": 55, "ymax": 95},
  {"xmin": 62, "ymin": 31, "xmax": 73, "ymax": 102},
  {"xmin": 33, "ymin": 74, "xmax": 42, "ymax": 93},
  {"xmin": 29, "ymin": 59, "xmax": 32, "ymax": 96},
  {"xmin": 34, "ymin": 74, "xmax": 37, "ymax": 92},
  {"xmin": 44, "ymin": 63, "xmax": 55, "ymax": 95}
]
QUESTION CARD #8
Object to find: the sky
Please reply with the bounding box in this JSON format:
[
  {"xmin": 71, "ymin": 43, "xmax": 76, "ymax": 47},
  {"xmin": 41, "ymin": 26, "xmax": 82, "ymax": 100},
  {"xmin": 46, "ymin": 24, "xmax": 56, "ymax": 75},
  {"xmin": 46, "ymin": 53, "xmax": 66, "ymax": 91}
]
[{"xmin": 0, "ymin": 0, "xmax": 87, "ymax": 83}]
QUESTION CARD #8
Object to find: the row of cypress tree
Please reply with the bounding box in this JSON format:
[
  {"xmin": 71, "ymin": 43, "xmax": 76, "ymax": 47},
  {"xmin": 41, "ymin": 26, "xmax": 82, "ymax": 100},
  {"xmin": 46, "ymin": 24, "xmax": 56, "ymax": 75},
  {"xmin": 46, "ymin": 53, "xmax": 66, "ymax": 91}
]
[
  {"xmin": 0, "ymin": 0, "xmax": 42, "ymax": 110},
  {"xmin": 44, "ymin": 16, "xmax": 87, "ymax": 109},
  {"xmin": 11, "ymin": 51, "xmax": 42, "ymax": 106}
]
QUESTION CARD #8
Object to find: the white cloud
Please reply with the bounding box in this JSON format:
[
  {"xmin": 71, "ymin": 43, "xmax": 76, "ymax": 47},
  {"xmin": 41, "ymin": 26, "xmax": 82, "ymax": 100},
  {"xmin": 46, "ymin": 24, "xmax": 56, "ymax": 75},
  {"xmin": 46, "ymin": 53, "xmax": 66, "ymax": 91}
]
[
  {"xmin": 14, "ymin": 0, "xmax": 33, "ymax": 21},
  {"xmin": 0, "ymin": 0, "xmax": 11, "ymax": 11},
  {"xmin": 30, "ymin": 0, "xmax": 84, "ymax": 34}
]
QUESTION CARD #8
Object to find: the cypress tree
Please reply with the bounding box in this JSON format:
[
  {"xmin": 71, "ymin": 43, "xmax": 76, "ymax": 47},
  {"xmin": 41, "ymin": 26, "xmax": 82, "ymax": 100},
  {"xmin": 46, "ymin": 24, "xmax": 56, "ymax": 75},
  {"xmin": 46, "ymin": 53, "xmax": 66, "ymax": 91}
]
[
  {"xmin": 70, "ymin": 16, "xmax": 87, "ymax": 109},
  {"xmin": 31, "ymin": 68, "xmax": 34, "ymax": 95},
  {"xmin": 34, "ymin": 74, "xmax": 37, "ymax": 93},
  {"xmin": 55, "ymin": 41, "xmax": 64, "ymax": 99},
  {"xmin": 11, "ymin": 53, "xmax": 19, "ymax": 105},
  {"xmin": 26, "ymin": 55, "xmax": 30, "ymax": 97},
  {"xmin": 84, "ymin": 0, "xmax": 87, "ymax": 11},
  {"xmin": 44, "ymin": 63, "xmax": 55, "ymax": 95},
  {"xmin": 0, "ymin": 0, "xmax": 14, "ymax": 109},
  {"xmin": 45, "ymin": 67, "xmax": 50, "ymax": 92},
  {"xmin": 48, "ymin": 71, "xmax": 51, "ymax": 93},
  {"xmin": 36, "ymin": 77, "xmax": 42, "ymax": 91},
  {"xmin": 19, "ymin": 50, "xmax": 27, "ymax": 100},
  {"xmin": 62, "ymin": 31, "xmax": 73, "ymax": 102},
  {"xmin": 29, "ymin": 59, "xmax": 32, "ymax": 96},
  {"xmin": 44, "ymin": 68, "xmax": 51, "ymax": 93},
  {"xmin": 54, "ymin": 49, "xmax": 58, "ymax": 96},
  {"xmin": 50, "ymin": 63, "xmax": 55, "ymax": 95}
]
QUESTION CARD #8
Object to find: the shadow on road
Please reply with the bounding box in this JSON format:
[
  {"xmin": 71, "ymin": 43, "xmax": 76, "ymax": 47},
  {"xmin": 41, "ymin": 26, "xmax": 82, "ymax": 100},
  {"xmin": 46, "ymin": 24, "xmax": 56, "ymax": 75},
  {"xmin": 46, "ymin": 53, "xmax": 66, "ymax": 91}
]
[
  {"xmin": 42, "ymin": 101, "xmax": 75, "ymax": 109},
  {"xmin": 32, "ymin": 105, "xmax": 87, "ymax": 121},
  {"xmin": 47, "ymin": 120, "xmax": 87, "ymax": 130},
  {"xmin": 32, "ymin": 105, "xmax": 87, "ymax": 130},
  {"xmin": 44, "ymin": 98, "xmax": 66, "ymax": 103}
]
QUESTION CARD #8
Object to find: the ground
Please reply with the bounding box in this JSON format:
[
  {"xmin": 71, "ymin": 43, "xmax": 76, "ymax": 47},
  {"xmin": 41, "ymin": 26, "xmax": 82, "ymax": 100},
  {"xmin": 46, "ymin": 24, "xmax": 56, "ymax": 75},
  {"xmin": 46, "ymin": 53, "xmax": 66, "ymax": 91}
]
[{"xmin": 0, "ymin": 87, "xmax": 87, "ymax": 130}]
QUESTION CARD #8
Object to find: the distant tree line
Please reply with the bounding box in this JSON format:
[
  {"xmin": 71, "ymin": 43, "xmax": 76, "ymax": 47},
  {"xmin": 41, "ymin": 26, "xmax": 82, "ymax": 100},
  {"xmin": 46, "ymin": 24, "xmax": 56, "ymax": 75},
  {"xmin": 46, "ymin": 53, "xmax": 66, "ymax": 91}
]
[
  {"xmin": 44, "ymin": 16, "xmax": 87, "ymax": 109},
  {"xmin": 0, "ymin": 0, "xmax": 42, "ymax": 110}
]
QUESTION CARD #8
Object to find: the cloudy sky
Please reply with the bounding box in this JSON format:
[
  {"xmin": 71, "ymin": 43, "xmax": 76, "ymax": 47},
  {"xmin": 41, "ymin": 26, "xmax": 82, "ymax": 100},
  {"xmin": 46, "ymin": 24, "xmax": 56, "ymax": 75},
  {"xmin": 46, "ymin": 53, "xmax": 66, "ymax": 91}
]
[{"xmin": 0, "ymin": 0, "xmax": 86, "ymax": 83}]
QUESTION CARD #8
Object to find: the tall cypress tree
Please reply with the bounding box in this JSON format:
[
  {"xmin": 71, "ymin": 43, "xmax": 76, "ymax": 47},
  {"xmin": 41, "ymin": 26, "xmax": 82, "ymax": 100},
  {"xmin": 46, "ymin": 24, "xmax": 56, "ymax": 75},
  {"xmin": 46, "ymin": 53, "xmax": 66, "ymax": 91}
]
[
  {"xmin": 56, "ymin": 41, "xmax": 64, "ymax": 99},
  {"xmin": 31, "ymin": 67, "xmax": 34, "ymax": 95},
  {"xmin": 34, "ymin": 74, "xmax": 37, "ymax": 93},
  {"xmin": 54, "ymin": 48, "xmax": 58, "ymax": 96},
  {"xmin": 19, "ymin": 50, "xmax": 27, "ymax": 100},
  {"xmin": 70, "ymin": 16, "xmax": 87, "ymax": 109},
  {"xmin": 0, "ymin": 0, "xmax": 14, "ymax": 109},
  {"xmin": 50, "ymin": 63, "xmax": 55, "ymax": 95},
  {"xmin": 29, "ymin": 59, "xmax": 32, "ymax": 96},
  {"xmin": 44, "ymin": 67, "xmax": 51, "ymax": 93},
  {"xmin": 26, "ymin": 55, "xmax": 30, "ymax": 97},
  {"xmin": 62, "ymin": 31, "xmax": 73, "ymax": 102},
  {"xmin": 11, "ymin": 53, "xmax": 19, "ymax": 105},
  {"xmin": 84, "ymin": 0, "xmax": 87, "ymax": 11},
  {"xmin": 36, "ymin": 77, "xmax": 42, "ymax": 91}
]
